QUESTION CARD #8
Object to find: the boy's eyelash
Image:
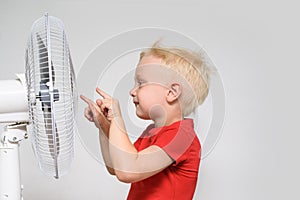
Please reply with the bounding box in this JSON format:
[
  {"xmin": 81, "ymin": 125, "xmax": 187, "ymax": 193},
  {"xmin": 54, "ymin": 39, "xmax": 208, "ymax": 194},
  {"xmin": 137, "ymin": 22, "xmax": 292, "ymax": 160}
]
[{"xmin": 136, "ymin": 80, "xmax": 145, "ymax": 87}]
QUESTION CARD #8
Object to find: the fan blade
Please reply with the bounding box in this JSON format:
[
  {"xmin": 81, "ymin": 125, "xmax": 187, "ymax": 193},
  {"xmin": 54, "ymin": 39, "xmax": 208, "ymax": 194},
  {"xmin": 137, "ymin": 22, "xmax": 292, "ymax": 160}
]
[
  {"xmin": 42, "ymin": 105, "xmax": 60, "ymax": 178},
  {"xmin": 36, "ymin": 33, "xmax": 55, "ymax": 84},
  {"xmin": 43, "ymin": 107, "xmax": 60, "ymax": 159},
  {"xmin": 36, "ymin": 33, "xmax": 59, "ymax": 106},
  {"xmin": 42, "ymin": 106, "xmax": 60, "ymax": 159}
]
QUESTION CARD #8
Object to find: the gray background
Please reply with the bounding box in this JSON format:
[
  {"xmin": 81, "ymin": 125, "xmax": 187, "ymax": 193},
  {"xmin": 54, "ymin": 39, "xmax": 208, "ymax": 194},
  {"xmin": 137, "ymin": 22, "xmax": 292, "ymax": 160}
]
[{"xmin": 0, "ymin": 0, "xmax": 299, "ymax": 199}]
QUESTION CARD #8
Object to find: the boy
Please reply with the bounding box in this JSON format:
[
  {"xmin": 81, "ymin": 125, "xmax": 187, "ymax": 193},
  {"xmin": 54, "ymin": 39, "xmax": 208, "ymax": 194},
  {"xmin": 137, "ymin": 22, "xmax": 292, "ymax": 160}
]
[{"xmin": 80, "ymin": 42, "xmax": 211, "ymax": 199}]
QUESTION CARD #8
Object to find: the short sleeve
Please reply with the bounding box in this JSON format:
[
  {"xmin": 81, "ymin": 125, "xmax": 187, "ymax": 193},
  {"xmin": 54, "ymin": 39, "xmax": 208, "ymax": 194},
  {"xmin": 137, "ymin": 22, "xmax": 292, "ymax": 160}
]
[{"xmin": 153, "ymin": 124, "xmax": 197, "ymax": 165}]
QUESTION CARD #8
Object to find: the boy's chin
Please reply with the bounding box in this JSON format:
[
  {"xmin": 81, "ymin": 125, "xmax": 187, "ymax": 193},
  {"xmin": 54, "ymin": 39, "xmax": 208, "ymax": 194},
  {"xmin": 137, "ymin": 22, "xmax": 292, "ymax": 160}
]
[
  {"xmin": 136, "ymin": 113, "xmax": 150, "ymax": 120},
  {"xmin": 135, "ymin": 110, "xmax": 150, "ymax": 120}
]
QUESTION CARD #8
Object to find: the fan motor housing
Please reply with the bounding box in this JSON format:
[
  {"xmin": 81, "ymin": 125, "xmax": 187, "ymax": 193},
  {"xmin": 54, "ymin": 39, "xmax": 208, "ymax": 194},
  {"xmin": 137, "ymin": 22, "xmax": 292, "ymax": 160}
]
[{"xmin": 0, "ymin": 75, "xmax": 28, "ymax": 123}]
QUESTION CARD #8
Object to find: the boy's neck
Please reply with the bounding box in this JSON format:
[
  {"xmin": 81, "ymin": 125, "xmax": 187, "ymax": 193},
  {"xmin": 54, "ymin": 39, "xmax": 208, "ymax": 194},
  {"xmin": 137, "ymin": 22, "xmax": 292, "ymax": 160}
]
[
  {"xmin": 153, "ymin": 115, "xmax": 183, "ymax": 128},
  {"xmin": 153, "ymin": 101, "xmax": 184, "ymax": 127}
]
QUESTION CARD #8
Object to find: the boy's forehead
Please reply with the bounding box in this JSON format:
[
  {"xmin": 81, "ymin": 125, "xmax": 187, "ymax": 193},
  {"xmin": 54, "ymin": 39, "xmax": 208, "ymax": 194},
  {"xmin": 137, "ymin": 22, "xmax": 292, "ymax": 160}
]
[
  {"xmin": 135, "ymin": 63, "xmax": 179, "ymax": 85},
  {"xmin": 136, "ymin": 55, "xmax": 162, "ymax": 75},
  {"xmin": 135, "ymin": 64, "xmax": 164, "ymax": 78},
  {"xmin": 135, "ymin": 55, "xmax": 183, "ymax": 84},
  {"xmin": 138, "ymin": 55, "xmax": 162, "ymax": 66}
]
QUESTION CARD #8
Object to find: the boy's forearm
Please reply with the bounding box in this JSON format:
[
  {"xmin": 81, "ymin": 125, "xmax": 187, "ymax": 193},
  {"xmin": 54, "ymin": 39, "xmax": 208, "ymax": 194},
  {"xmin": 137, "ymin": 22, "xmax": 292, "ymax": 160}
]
[
  {"xmin": 108, "ymin": 116, "xmax": 138, "ymax": 172},
  {"xmin": 99, "ymin": 131, "xmax": 115, "ymax": 175}
]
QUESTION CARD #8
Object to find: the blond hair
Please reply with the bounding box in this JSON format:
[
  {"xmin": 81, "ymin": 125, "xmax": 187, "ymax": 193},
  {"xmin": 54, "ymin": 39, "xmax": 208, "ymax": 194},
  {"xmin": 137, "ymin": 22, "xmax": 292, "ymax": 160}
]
[{"xmin": 140, "ymin": 42, "xmax": 213, "ymax": 116}]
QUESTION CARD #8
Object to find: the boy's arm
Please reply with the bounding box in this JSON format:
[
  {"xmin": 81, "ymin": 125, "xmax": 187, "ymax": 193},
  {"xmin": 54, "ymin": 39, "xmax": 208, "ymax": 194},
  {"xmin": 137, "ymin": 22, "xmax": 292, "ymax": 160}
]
[
  {"xmin": 80, "ymin": 95, "xmax": 115, "ymax": 175},
  {"xmin": 99, "ymin": 131, "xmax": 115, "ymax": 175},
  {"xmin": 97, "ymin": 88, "xmax": 173, "ymax": 183}
]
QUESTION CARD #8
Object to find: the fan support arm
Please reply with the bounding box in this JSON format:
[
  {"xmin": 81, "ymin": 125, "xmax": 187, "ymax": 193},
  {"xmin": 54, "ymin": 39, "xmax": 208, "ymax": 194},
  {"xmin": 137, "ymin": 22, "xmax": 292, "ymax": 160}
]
[{"xmin": 0, "ymin": 123, "xmax": 27, "ymax": 200}]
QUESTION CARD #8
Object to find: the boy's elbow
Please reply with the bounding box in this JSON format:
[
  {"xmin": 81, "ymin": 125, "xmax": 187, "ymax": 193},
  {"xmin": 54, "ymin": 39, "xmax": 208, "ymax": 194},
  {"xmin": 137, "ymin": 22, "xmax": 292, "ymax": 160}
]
[
  {"xmin": 115, "ymin": 170, "xmax": 136, "ymax": 183},
  {"xmin": 106, "ymin": 167, "xmax": 135, "ymax": 183},
  {"xmin": 106, "ymin": 166, "xmax": 116, "ymax": 176}
]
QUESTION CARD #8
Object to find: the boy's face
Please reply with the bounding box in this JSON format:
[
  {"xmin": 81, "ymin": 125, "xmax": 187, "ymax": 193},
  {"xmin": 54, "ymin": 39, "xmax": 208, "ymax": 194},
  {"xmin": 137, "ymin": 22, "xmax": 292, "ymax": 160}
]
[{"xmin": 130, "ymin": 55, "xmax": 171, "ymax": 120}]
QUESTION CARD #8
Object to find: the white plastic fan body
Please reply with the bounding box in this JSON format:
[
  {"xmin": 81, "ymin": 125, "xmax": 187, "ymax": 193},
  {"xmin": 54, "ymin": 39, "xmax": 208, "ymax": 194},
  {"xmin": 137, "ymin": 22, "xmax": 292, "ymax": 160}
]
[
  {"xmin": 26, "ymin": 13, "xmax": 76, "ymax": 179},
  {"xmin": 0, "ymin": 14, "xmax": 76, "ymax": 200}
]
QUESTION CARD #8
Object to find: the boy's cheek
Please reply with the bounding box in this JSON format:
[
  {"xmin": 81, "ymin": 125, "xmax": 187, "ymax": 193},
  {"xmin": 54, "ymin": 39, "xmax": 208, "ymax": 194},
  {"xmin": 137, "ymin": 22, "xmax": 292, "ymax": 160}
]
[{"xmin": 149, "ymin": 104, "xmax": 166, "ymax": 119}]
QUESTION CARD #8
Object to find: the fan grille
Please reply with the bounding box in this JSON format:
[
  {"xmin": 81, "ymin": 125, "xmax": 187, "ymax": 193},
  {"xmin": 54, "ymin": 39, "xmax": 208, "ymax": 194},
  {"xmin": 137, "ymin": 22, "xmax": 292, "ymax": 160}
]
[{"xmin": 25, "ymin": 14, "xmax": 76, "ymax": 178}]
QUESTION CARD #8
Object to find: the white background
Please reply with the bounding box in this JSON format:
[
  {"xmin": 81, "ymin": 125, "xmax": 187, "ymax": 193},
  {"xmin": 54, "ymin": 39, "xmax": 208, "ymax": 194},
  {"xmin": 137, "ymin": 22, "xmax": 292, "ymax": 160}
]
[{"xmin": 0, "ymin": 0, "xmax": 299, "ymax": 199}]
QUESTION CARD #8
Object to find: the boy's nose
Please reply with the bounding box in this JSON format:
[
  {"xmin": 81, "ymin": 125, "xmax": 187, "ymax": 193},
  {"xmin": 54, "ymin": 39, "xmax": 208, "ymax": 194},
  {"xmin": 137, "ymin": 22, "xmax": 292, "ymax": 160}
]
[{"xmin": 130, "ymin": 86, "xmax": 137, "ymax": 97}]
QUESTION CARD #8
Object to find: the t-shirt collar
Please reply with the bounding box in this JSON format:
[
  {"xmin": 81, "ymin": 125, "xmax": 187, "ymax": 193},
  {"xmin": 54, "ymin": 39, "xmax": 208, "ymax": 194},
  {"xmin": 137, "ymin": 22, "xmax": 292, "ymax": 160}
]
[{"xmin": 148, "ymin": 118, "xmax": 194, "ymax": 136}]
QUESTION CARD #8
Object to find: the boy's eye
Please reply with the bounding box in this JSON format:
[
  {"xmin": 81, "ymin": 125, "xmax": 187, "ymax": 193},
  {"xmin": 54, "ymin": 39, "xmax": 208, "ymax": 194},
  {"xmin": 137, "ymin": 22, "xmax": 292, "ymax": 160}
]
[{"xmin": 136, "ymin": 80, "xmax": 145, "ymax": 87}]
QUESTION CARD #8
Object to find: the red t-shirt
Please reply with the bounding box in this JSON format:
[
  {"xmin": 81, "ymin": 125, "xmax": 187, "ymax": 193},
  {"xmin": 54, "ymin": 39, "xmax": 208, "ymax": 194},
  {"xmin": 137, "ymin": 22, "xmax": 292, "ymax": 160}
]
[{"xmin": 127, "ymin": 119, "xmax": 201, "ymax": 200}]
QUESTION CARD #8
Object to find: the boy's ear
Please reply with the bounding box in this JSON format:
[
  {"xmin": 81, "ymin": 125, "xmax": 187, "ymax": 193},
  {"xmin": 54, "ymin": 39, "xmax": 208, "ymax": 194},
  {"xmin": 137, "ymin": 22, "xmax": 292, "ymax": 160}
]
[{"xmin": 166, "ymin": 83, "xmax": 182, "ymax": 103}]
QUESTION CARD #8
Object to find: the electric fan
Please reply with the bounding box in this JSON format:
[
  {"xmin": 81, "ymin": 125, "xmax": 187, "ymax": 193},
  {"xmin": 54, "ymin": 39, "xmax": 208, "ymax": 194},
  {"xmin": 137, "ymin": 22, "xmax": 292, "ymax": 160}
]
[{"xmin": 0, "ymin": 13, "xmax": 77, "ymax": 199}]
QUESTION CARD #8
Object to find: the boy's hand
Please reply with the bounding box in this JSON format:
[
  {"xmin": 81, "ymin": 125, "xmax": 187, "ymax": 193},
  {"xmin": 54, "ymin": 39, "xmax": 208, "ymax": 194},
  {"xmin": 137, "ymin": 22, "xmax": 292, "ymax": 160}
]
[
  {"xmin": 96, "ymin": 87, "xmax": 122, "ymax": 121},
  {"xmin": 80, "ymin": 93, "xmax": 110, "ymax": 134}
]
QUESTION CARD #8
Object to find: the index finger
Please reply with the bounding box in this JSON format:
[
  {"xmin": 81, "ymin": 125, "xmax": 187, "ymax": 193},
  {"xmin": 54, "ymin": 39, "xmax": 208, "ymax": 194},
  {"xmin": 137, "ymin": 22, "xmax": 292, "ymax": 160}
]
[
  {"xmin": 80, "ymin": 94, "xmax": 94, "ymax": 105},
  {"xmin": 96, "ymin": 87, "xmax": 111, "ymax": 99},
  {"xmin": 80, "ymin": 94, "xmax": 101, "ymax": 113}
]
